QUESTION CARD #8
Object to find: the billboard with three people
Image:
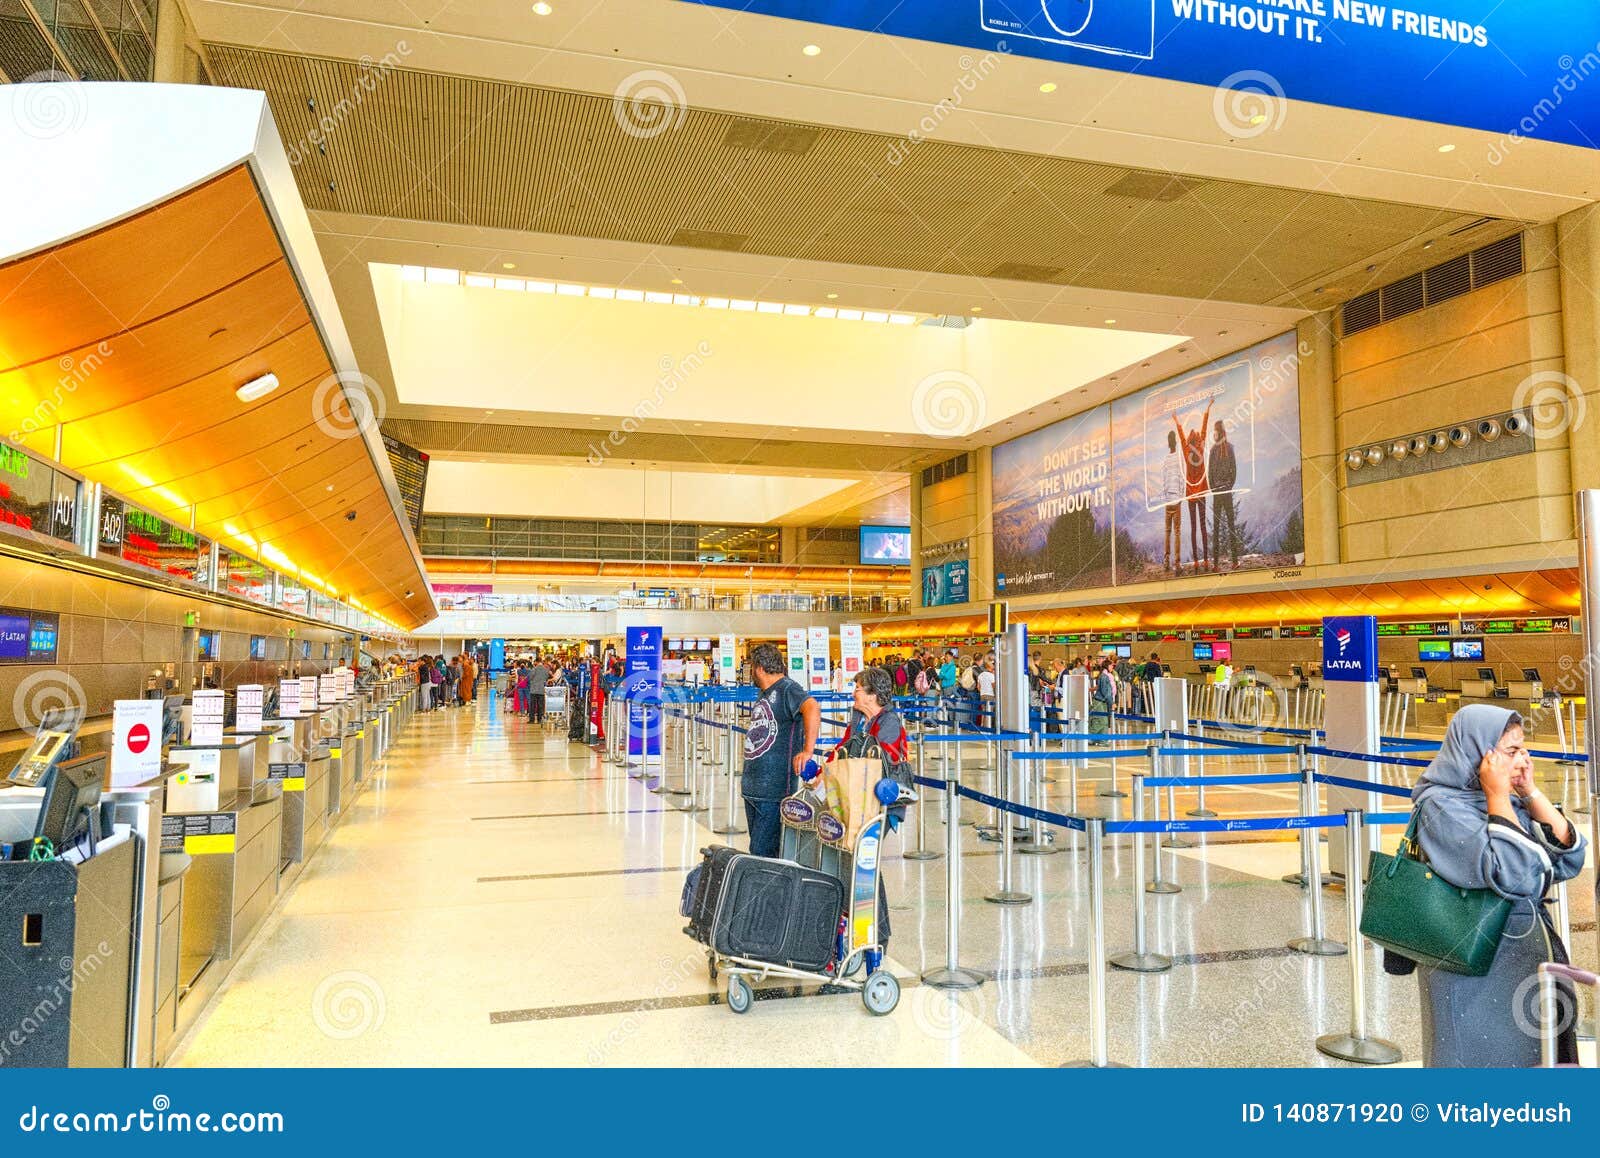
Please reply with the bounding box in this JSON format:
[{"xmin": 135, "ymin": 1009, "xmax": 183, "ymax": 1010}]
[{"xmin": 992, "ymin": 331, "xmax": 1304, "ymax": 596}]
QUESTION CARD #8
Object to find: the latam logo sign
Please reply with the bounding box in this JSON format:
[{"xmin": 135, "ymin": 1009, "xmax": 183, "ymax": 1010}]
[{"xmin": 1322, "ymin": 616, "xmax": 1377, "ymax": 683}]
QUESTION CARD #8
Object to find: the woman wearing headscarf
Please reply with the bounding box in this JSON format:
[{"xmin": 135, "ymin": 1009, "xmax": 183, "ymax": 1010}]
[{"xmin": 1407, "ymin": 704, "xmax": 1587, "ymax": 1066}]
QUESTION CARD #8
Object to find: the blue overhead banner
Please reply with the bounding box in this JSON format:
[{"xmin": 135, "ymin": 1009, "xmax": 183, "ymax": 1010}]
[{"xmin": 682, "ymin": 0, "xmax": 1600, "ymax": 149}]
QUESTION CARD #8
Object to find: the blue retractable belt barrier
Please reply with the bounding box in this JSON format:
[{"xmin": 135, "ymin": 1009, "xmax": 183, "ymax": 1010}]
[
  {"xmin": 1038, "ymin": 732, "xmax": 1166, "ymax": 742},
  {"xmin": 921, "ymin": 731, "xmax": 1032, "ymax": 744},
  {"xmin": 1313, "ymin": 772, "xmax": 1414, "ymax": 798},
  {"xmin": 955, "ymin": 783, "xmax": 1087, "ymax": 831},
  {"xmin": 1310, "ymin": 745, "xmax": 1431, "ymax": 768},
  {"xmin": 1105, "ymin": 813, "xmax": 1348, "ymax": 835},
  {"xmin": 1011, "ymin": 748, "xmax": 1152, "ymax": 761},
  {"xmin": 1158, "ymin": 744, "xmax": 1294, "ymax": 757},
  {"xmin": 913, "ymin": 775, "xmax": 948, "ymax": 791},
  {"xmin": 1529, "ymin": 748, "xmax": 1589, "ymax": 762},
  {"xmin": 1365, "ymin": 811, "xmax": 1414, "ymax": 826},
  {"xmin": 1142, "ymin": 772, "xmax": 1302, "ymax": 787}
]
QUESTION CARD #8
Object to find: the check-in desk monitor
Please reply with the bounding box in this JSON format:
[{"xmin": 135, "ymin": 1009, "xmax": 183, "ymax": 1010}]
[
  {"xmin": 7, "ymin": 708, "xmax": 84, "ymax": 788},
  {"xmin": 162, "ymin": 695, "xmax": 187, "ymax": 747},
  {"xmin": 1460, "ymin": 668, "xmax": 1500, "ymax": 699},
  {"xmin": 35, "ymin": 753, "xmax": 105, "ymax": 855},
  {"xmin": 1508, "ymin": 668, "xmax": 1543, "ymax": 700},
  {"xmin": 1398, "ymin": 667, "xmax": 1429, "ymax": 695}
]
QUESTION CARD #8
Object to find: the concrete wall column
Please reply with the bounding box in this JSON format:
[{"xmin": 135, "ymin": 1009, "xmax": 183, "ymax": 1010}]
[
  {"xmin": 971, "ymin": 446, "xmax": 995, "ymax": 602},
  {"xmin": 1559, "ymin": 205, "xmax": 1600, "ymax": 494},
  {"xmin": 909, "ymin": 468, "xmax": 924, "ymax": 609},
  {"xmin": 1296, "ymin": 311, "xmax": 1341, "ymax": 568}
]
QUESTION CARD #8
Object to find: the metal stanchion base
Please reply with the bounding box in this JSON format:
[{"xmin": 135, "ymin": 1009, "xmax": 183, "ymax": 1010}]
[
  {"xmin": 661, "ymin": 787, "xmax": 692, "ymax": 797},
  {"xmin": 1165, "ymin": 835, "xmax": 1196, "ymax": 849},
  {"xmin": 1060, "ymin": 1059, "xmax": 1128, "ymax": 1069},
  {"xmin": 922, "ymin": 967, "xmax": 986, "ymax": 991},
  {"xmin": 975, "ymin": 826, "xmax": 1002, "ymax": 842},
  {"xmin": 903, "ymin": 848, "xmax": 942, "ymax": 861},
  {"xmin": 984, "ymin": 889, "xmax": 1033, "ymax": 905},
  {"xmin": 677, "ymin": 803, "xmax": 709, "ymax": 813},
  {"xmin": 1109, "ymin": 950, "xmax": 1172, "ymax": 973},
  {"xmin": 1097, "ymin": 788, "xmax": 1128, "ymax": 799},
  {"xmin": 1288, "ymin": 936, "xmax": 1347, "ymax": 957},
  {"xmin": 1186, "ymin": 807, "xmax": 1218, "ymax": 818},
  {"xmin": 1146, "ymin": 881, "xmax": 1182, "ymax": 895},
  {"xmin": 711, "ymin": 822, "xmax": 747, "ymax": 835},
  {"xmin": 1314, "ymin": 1033, "xmax": 1402, "ymax": 1065},
  {"xmin": 1017, "ymin": 838, "xmax": 1059, "ymax": 855},
  {"xmin": 1281, "ymin": 872, "xmax": 1340, "ymax": 887}
]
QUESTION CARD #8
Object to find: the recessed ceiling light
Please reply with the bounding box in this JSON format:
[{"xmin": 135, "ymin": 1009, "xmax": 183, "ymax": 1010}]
[
  {"xmin": 971, "ymin": 306, "xmax": 983, "ymax": 313},
  {"xmin": 485, "ymin": 409, "xmax": 495, "ymax": 415},
  {"xmin": 826, "ymin": 292, "xmax": 838, "ymax": 300},
  {"xmin": 503, "ymin": 262, "xmax": 516, "ymax": 270},
  {"xmin": 1103, "ymin": 319, "xmax": 1116, "ymax": 325},
  {"xmin": 1039, "ymin": 82, "xmax": 1057, "ymax": 93},
  {"xmin": 670, "ymin": 277, "xmax": 683, "ymax": 285},
  {"xmin": 1437, "ymin": 143, "xmax": 1455, "ymax": 153},
  {"xmin": 532, "ymin": 2, "xmax": 552, "ymax": 14},
  {"xmin": 802, "ymin": 43, "xmax": 821, "ymax": 56},
  {"xmin": 1422, "ymin": 239, "xmax": 1436, "ymax": 249},
  {"xmin": 235, "ymin": 372, "xmax": 279, "ymax": 402},
  {"xmin": 1248, "ymin": 113, "xmax": 1268, "ymax": 126}
]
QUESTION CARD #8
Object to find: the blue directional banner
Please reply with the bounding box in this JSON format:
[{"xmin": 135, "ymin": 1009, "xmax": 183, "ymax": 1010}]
[{"xmin": 682, "ymin": 0, "xmax": 1600, "ymax": 149}]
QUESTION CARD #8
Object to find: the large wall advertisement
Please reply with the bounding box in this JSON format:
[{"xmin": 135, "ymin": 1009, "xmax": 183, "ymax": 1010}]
[{"xmin": 993, "ymin": 332, "xmax": 1304, "ymax": 597}]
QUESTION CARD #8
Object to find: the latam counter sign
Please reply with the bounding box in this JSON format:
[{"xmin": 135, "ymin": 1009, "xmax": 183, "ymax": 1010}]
[
  {"xmin": 682, "ymin": 0, "xmax": 1600, "ymax": 150},
  {"xmin": 1321, "ymin": 615, "xmax": 1377, "ymax": 683}
]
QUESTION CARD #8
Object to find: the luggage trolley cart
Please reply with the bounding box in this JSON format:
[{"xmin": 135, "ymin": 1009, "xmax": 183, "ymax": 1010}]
[
  {"xmin": 543, "ymin": 681, "xmax": 569, "ymax": 734},
  {"xmin": 711, "ymin": 799, "xmax": 899, "ymax": 1017}
]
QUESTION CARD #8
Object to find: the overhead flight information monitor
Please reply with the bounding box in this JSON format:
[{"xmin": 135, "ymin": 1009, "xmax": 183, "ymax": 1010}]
[{"xmin": 382, "ymin": 433, "xmax": 430, "ymax": 534}]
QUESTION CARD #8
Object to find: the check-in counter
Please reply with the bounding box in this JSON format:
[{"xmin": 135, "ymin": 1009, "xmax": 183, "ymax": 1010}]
[
  {"xmin": 164, "ymin": 780, "xmax": 283, "ymax": 1045},
  {"xmin": 223, "ymin": 730, "xmax": 282, "ymax": 804},
  {"xmin": 166, "ymin": 739, "xmax": 279, "ymax": 815}
]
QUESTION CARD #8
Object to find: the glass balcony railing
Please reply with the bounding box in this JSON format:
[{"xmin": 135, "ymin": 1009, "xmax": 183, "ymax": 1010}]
[{"xmin": 432, "ymin": 591, "xmax": 912, "ymax": 615}]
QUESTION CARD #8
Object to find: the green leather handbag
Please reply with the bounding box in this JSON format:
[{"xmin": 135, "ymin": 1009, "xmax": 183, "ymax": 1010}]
[{"xmin": 1359, "ymin": 814, "xmax": 1512, "ymax": 976}]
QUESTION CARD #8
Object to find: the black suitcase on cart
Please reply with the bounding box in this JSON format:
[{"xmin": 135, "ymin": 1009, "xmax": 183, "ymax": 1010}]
[
  {"xmin": 682, "ymin": 845, "xmax": 742, "ymax": 944},
  {"xmin": 681, "ymin": 846, "xmax": 844, "ymax": 972}
]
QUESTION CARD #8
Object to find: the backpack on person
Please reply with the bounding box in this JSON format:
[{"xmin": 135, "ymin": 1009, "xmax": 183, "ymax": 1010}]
[
  {"xmin": 959, "ymin": 666, "xmax": 977, "ymax": 692},
  {"xmin": 914, "ymin": 668, "xmax": 929, "ymax": 695},
  {"xmin": 894, "ymin": 664, "xmax": 909, "ymax": 690}
]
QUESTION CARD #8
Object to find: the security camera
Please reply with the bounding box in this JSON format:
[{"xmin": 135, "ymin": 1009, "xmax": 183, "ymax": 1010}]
[
  {"xmin": 1449, "ymin": 426, "xmax": 1471, "ymax": 447},
  {"xmin": 1478, "ymin": 418, "xmax": 1502, "ymax": 442},
  {"xmin": 345, "ymin": 510, "xmax": 358, "ymax": 522}
]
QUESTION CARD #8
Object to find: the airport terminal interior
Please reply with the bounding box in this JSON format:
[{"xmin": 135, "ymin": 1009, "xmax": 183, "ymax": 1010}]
[{"xmin": 0, "ymin": 0, "xmax": 1596, "ymax": 1069}]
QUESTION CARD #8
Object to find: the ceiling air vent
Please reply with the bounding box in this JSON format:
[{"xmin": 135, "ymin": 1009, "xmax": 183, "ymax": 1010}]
[
  {"xmin": 1448, "ymin": 215, "xmax": 1498, "ymax": 236},
  {"xmin": 667, "ymin": 228, "xmax": 749, "ymax": 252},
  {"xmin": 1102, "ymin": 170, "xmax": 1204, "ymax": 202},
  {"xmin": 722, "ymin": 119, "xmax": 821, "ymax": 155},
  {"xmin": 1342, "ymin": 289, "xmax": 1381, "ymax": 336},
  {"xmin": 987, "ymin": 262, "xmax": 1064, "ymax": 283},
  {"xmin": 1423, "ymin": 254, "xmax": 1471, "ymax": 307},
  {"xmin": 1379, "ymin": 271, "xmax": 1425, "ymax": 321},
  {"xmin": 920, "ymin": 315, "xmax": 974, "ymax": 329},
  {"xmin": 1471, "ymin": 233, "xmax": 1523, "ymax": 287}
]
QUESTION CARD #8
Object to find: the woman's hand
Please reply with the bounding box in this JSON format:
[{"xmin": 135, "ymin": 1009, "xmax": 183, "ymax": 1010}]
[
  {"xmin": 1478, "ymin": 747, "xmax": 1514, "ymax": 800},
  {"xmin": 1509, "ymin": 764, "xmax": 1537, "ymax": 799}
]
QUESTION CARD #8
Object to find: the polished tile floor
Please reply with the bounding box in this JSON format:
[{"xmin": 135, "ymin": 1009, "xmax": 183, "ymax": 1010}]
[{"xmin": 169, "ymin": 698, "xmax": 1597, "ymax": 1067}]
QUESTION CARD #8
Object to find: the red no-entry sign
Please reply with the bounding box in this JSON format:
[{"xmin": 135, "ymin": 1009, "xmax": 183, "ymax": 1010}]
[{"xmin": 127, "ymin": 722, "xmax": 151, "ymax": 754}]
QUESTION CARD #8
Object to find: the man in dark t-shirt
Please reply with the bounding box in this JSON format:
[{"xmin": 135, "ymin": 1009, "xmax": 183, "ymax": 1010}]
[{"xmin": 742, "ymin": 642, "xmax": 821, "ymax": 857}]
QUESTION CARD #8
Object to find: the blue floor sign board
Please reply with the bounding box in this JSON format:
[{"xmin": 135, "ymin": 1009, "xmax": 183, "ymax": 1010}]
[{"xmin": 681, "ymin": 0, "xmax": 1600, "ymax": 149}]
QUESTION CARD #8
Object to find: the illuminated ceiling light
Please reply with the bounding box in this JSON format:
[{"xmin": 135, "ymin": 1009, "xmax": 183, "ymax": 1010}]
[
  {"xmin": 424, "ymin": 267, "xmax": 458, "ymax": 285},
  {"xmin": 1437, "ymin": 143, "xmax": 1455, "ymax": 153},
  {"xmin": 502, "ymin": 261, "xmax": 517, "ymax": 269},
  {"xmin": 556, "ymin": 283, "xmax": 585, "ymax": 296},
  {"xmin": 1039, "ymin": 82, "xmax": 1057, "ymax": 93},
  {"xmin": 617, "ymin": 288, "xmax": 645, "ymax": 302},
  {"xmin": 889, "ymin": 313, "xmax": 915, "ymax": 325},
  {"xmin": 1248, "ymin": 113, "xmax": 1268, "ymax": 126},
  {"xmin": 670, "ymin": 277, "xmax": 684, "ymax": 285},
  {"xmin": 802, "ymin": 43, "xmax": 821, "ymax": 55},
  {"xmin": 756, "ymin": 301, "xmax": 783, "ymax": 314},
  {"xmin": 235, "ymin": 372, "xmax": 280, "ymax": 403},
  {"xmin": 783, "ymin": 303, "xmax": 810, "ymax": 316},
  {"xmin": 494, "ymin": 277, "xmax": 524, "ymax": 291},
  {"xmin": 527, "ymin": 281, "xmax": 555, "ymax": 294},
  {"xmin": 673, "ymin": 294, "xmax": 701, "ymax": 306},
  {"xmin": 971, "ymin": 306, "xmax": 983, "ymax": 312},
  {"xmin": 588, "ymin": 286, "xmax": 616, "ymax": 300},
  {"xmin": 464, "ymin": 273, "xmax": 493, "ymax": 288},
  {"xmin": 814, "ymin": 307, "xmax": 837, "ymax": 319},
  {"xmin": 1103, "ymin": 318, "xmax": 1117, "ymax": 325},
  {"xmin": 646, "ymin": 291, "xmax": 673, "ymax": 304},
  {"xmin": 532, "ymin": 1, "xmax": 552, "ymax": 13},
  {"xmin": 705, "ymin": 297, "xmax": 729, "ymax": 309},
  {"xmin": 837, "ymin": 309, "xmax": 863, "ymax": 321},
  {"xmin": 863, "ymin": 311, "xmax": 889, "ymax": 323}
]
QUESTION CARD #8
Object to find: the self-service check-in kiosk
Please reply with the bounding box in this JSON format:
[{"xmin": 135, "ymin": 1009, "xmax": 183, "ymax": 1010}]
[{"xmin": 0, "ymin": 715, "xmax": 141, "ymax": 1067}]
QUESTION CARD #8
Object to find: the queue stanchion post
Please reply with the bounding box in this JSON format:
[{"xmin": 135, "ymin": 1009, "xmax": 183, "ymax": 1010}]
[
  {"xmin": 1164, "ymin": 782, "xmax": 1194, "ymax": 849},
  {"xmin": 922, "ymin": 763, "xmax": 985, "ymax": 991},
  {"xmin": 713, "ymin": 718, "xmax": 745, "ymax": 835},
  {"xmin": 1018, "ymin": 742, "xmax": 1058, "ymax": 856},
  {"xmin": 1062, "ymin": 816, "xmax": 1125, "ymax": 1068},
  {"xmin": 985, "ymin": 747, "xmax": 1032, "ymax": 905},
  {"xmin": 1098, "ymin": 723, "xmax": 1127, "ymax": 799},
  {"xmin": 953, "ymin": 736, "xmax": 973, "ymax": 827},
  {"xmin": 904, "ymin": 726, "xmax": 941, "ymax": 861},
  {"xmin": 1315, "ymin": 810, "xmax": 1402, "ymax": 1065},
  {"xmin": 681, "ymin": 703, "xmax": 706, "ymax": 814},
  {"xmin": 1146, "ymin": 747, "xmax": 1181, "ymax": 896},
  {"xmin": 1287, "ymin": 801, "xmax": 1345, "ymax": 957},
  {"xmin": 1187, "ymin": 735, "xmax": 1217, "ymax": 817},
  {"xmin": 1110, "ymin": 772, "xmax": 1172, "ymax": 973}
]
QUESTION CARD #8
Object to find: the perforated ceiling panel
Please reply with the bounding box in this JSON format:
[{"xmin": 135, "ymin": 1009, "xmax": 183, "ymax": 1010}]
[{"xmin": 202, "ymin": 47, "xmax": 1513, "ymax": 308}]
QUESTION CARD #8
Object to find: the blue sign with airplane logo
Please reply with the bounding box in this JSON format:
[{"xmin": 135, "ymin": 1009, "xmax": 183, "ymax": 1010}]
[{"xmin": 1321, "ymin": 615, "xmax": 1377, "ymax": 683}]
